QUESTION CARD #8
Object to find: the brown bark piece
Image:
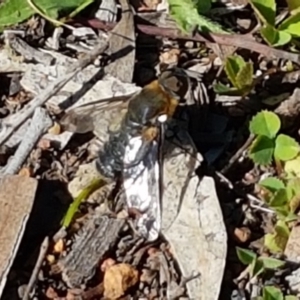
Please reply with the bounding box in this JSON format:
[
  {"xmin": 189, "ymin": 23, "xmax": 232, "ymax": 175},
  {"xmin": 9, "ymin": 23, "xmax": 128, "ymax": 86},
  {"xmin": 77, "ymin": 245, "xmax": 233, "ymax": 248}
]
[
  {"xmin": 0, "ymin": 175, "xmax": 38, "ymax": 297},
  {"xmin": 58, "ymin": 214, "xmax": 126, "ymax": 288}
]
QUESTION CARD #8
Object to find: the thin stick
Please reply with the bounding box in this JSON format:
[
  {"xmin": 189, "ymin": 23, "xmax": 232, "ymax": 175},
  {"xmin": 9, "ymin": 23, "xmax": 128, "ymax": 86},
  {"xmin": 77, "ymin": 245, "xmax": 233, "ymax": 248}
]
[
  {"xmin": 220, "ymin": 134, "xmax": 255, "ymax": 174},
  {"xmin": 2, "ymin": 108, "xmax": 52, "ymax": 175},
  {"xmin": 0, "ymin": 40, "xmax": 108, "ymax": 147},
  {"xmin": 26, "ymin": 0, "xmax": 72, "ymax": 28},
  {"xmin": 22, "ymin": 237, "xmax": 49, "ymax": 300},
  {"xmin": 85, "ymin": 19, "xmax": 300, "ymax": 64}
]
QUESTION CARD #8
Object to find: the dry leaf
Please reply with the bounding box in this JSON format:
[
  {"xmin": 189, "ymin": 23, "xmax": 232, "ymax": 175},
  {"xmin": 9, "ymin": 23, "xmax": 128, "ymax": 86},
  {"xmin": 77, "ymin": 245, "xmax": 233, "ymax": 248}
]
[
  {"xmin": 101, "ymin": 258, "xmax": 116, "ymax": 272},
  {"xmin": 48, "ymin": 122, "xmax": 61, "ymax": 135},
  {"xmin": 103, "ymin": 263, "xmax": 139, "ymax": 299},
  {"xmin": 37, "ymin": 138, "xmax": 51, "ymax": 150},
  {"xmin": 18, "ymin": 167, "xmax": 33, "ymax": 177},
  {"xmin": 147, "ymin": 247, "xmax": 159, "ymax": 257},
  {"xmin": 140, "ymin": 268, "xmax": 156, "ymax": 284},
  {"xmin": 285, "ymin": 225, "xmax": 300, "ymax": 263},
  {"xmin": 233, "ymin": 227, "xmax": 251, "ymax": 243},
  {"xmin": 66, "ymin": 290, "xmax": 77, "ymax": 300},
  {"xmin": 160, "ymin": 49, "xmax": 180, "ymax": 65},
  {"xmin": 45, "ymin": 286, "xmax": 59, "ymax": 299},
  {"xmin": 136, "ymin": 0, "xmax": 161, "ymax": 11},
  {"xmin": 53, "ymin": 239, "xmax": 64, "ymax": 254},
  {"xmin": 289, "ymin": 194, "xmax": 300, "ymax": 213},
  {"xmin": 46, "ymin": 254, "xmax": 56, "ymax": 264}
]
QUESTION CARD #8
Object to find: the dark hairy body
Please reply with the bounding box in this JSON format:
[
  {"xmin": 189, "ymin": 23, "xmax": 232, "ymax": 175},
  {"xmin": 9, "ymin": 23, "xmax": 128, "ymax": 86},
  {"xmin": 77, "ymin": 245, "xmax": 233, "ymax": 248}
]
[{"xmin": 95, "ymin": 69, "xmax": 189, "ymax": 178}]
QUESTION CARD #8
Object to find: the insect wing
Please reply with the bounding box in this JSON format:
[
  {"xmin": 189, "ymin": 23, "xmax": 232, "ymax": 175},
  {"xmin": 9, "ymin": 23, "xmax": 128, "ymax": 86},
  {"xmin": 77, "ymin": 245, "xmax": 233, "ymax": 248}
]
[
  {"xmin": 123, "ymin": 136, "xmax": 161, "ymax": 241},
  {"xmin": 60, "ymin": 93, "xmax": 137, "ymax": 134}
]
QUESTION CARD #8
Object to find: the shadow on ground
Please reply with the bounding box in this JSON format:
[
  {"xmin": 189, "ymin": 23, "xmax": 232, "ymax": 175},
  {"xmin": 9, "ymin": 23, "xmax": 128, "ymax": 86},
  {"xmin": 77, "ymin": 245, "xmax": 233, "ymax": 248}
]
[{"xmin": 2, "ymin": 179, "xmax": 72, "ymax": 300}]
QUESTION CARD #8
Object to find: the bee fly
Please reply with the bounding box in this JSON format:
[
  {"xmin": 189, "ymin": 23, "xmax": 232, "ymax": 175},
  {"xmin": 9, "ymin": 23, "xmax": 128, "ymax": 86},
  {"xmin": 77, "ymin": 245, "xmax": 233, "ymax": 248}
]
[{"xmin": 61, "ymin": 67, "xmax": 190, "ymax": 241}]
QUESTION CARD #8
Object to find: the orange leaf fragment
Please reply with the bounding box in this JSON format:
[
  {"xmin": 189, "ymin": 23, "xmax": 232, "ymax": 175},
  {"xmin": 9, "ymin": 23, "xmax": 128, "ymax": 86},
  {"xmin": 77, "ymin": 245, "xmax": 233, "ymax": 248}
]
[
  {"xmin": 18, "ymin": 167, "xmax": 33, "ymax": 177},
  {"xmin": 103, "ymin": 263, "xmax": 139, "ymax": 299},
  {"xmin": 48, "ymin": 122, "xmax": 61, "ymax": 135},
  {"xmin": 53, "ymin": 238, "xmax": 64, "ymax": 254}
]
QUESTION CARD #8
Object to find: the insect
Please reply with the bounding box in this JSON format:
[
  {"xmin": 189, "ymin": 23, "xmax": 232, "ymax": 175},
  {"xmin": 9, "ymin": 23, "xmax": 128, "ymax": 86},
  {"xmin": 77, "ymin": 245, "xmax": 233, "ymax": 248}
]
[{"xmin": 61, "ymin": 67, "xmax": 190, "ymax": 241}]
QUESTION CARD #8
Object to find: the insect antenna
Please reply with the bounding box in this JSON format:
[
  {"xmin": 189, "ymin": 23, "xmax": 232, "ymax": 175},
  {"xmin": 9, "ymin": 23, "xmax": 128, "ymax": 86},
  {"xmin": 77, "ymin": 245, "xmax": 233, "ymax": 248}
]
[{"xmin": 158, "ymin": 120, "xmax": 166, "ymax": 230}]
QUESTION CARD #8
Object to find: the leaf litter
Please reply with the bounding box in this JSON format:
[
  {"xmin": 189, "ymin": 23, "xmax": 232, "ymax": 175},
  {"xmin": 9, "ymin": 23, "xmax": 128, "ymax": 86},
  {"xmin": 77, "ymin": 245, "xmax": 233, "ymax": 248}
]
[{"xmin": 1, "ymin": 0, "xmax": 300, "ymax": 299}]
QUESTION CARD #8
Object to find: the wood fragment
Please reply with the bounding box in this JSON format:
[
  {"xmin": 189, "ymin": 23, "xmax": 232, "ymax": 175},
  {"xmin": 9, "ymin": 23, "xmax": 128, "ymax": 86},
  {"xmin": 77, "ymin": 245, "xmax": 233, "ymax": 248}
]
[
  {"xmin": 0, "ymin": 40, "xmax": 108, "ymax": 147},
  {"xmin": 87, "ymin": 19, "xmax": 300, "ymax": 64},
  {"xmin": 96, "ymin": 0, "xmax": 117, "ymax": 22},
  {"xmin": 221, "ymin": 134, "xmax": 255, "ymax": 174},
  {"xmin": 58, "ymin": 214, "xmax": 126, "ymax": 288},
  {"xmin": 0, "ymin": 175, "xmax": 38, "ymax": 298},
  {"xmin": 104, "ymin": 0, "xmax": 136, "ymax": 83},
  {"xmin": 82, "ymin": 283, "xmax": 104, "ymax": 300},
  {"xmin": 2, "ymin": 108, "xmax": 52, "ymax": 175},
  {"xmin": 22, "ymin": 237, "xmax": 49, "ymax": 300},
  {"xmin": 5, "ymin": 33, "xmax": 54, "ymax": 65},
  {"xmin": 275, "ymin": 88, "xmax": 300, "ymax": 128}
]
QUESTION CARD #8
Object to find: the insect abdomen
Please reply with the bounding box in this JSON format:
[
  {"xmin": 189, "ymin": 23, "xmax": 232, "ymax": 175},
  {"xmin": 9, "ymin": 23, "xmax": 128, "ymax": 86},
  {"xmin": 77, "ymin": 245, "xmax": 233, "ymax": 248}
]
[{"xmin": 96, "ymin": 130, "xmax": 127, "ymax": 178}]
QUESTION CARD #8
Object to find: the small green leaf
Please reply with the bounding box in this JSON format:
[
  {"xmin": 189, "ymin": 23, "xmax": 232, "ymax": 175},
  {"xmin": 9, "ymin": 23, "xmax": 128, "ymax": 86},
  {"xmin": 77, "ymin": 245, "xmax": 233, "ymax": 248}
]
[
  {"xmin": 264, "ymin": 220, "xmax": 290, "ymax": 253},
  {"xmin": 213, "ymin": 83, "xmax": 244, "ymax": 96},
  {"xmin": 169, "ymin": 0, "xmax": 226, "ymax": 33},
  {"xmin": 260, "ymin": 25, "xmax": 292, "ymax": 47},
  {"xmin": 224, "ymin": 55, "xmax": 247, "ymax": 88},
  {"xmin": 249, "ymin": 111, "xmax": 281, "ymax": 138},
  {"xmin": 259, "ymin": 257, "xmax": 285, "ymax": 269},
  {"xmin": 286, "ymin": 0, "xmax": 300, "ymax": 12},
  {"xmin": 195, "ymin": 0, "xmax": 212, "ymax": 14},
  {"xmin": 274, "ymin": 206, "xmax": 291, "ymax": 218},
  {"xmin": 285, "ymin": 296, "xmax": 299, "ymax": 300},
  {"xmin": 235, "ymin": 62, "xmax": 254, "ymax": 90},
  {"xmin": 229, "ymin": 55, "xmax": 247, "ymax": 71},
  {"xmin": 213, "ymin": 82, "xmax": 234, "ymax": 93},
  {"xmin": 265, "ymin": 233, "xmax": 284, "ymax": 253},
  {"xmin": 284, "ymin": 212, "xmax": 298, "ymax": 222},
  {"xmin": 249, "ymin": 136, "xmax": 275, "ymax": 165},
  {"xmin": 275, "ymin": 220, "xmax": 290, "ymax": 237},
  {"xmin": 259, "ymin": 177, "xmax": 285, "ymax": 193},
  {"xmin": 263, "ymin": 286, "xmax": 284, "ymax": 300},
  {"xmin": 286, "ymin": 178, "xmax": 300, "ymax": 194},
  {"xmin": 274, "ymin": 134, "xmax": 300, "ymax": 161},
  {"xmin": 285, "ymin": 156, "xmax": 300, "ymax": 176},
  {"xmin": 236, "ymin": 247, "xmax": 257, "ymax": 265},
  {"xmin": 269, "ymin": 188, "xmax": 292, "ymax": 218},
  {"xmin": 279, "ymin": 12, "xmax": 300, "ymax": 37},
  {"xmin": 0, "ymin": 0, "xmax": 92, "ymax": 31},
  {"xmin": 274, "ymin": 30, "xmax": 291, "ymax": 48},
  {"xmin": 250, "ymin": 258, "xmax": 264, "ymax": 278},
  {"xmin": 249, "ymin": 0, "xmax": 276, "ymax": 25},
  {"xmin": 269, "ymin": 189, "xmax": 289, "ymax": 207},
  {"xmin": 0, "ymin": 0, "xmax": 33, "ymax": 29},
  {"xmin": 260, "ymin": 24, "xmax": 276, "ymax": 45},
  {"xmin": 288, "ymin": 192, "xmax": 300, "ymax": 213}
]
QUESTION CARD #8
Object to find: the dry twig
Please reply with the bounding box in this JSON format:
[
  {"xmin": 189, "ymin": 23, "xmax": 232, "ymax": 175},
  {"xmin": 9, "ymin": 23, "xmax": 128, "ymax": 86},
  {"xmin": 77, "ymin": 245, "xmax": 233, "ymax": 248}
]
[
  {"xmin": 2, "ymin": 108, "xmax": 52, "ymax": 175},
  {"xmin": 86, "ymin": 19, "xmax": 300, "ymax": 64},
  {"xmin": 0, "ymin": 40, "xmax": 108, "ymax": 147},
  {"xmin": 22, "ymin": 237, "xmax": 49, "ymax": 300}
]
